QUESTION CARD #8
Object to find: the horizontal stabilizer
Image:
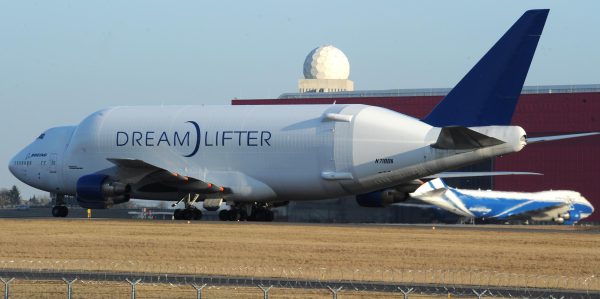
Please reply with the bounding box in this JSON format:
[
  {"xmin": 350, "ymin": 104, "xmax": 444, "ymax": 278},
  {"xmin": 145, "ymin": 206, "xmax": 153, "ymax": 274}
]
[
  {"xmin": 423, "ymin": 171, "xmax": 541, "ymax": 179},
  {"xmin": 431, "ymin": 126, "xmax": 504, "ymax": 150},
  {"xmin": 527, "ymin": 132, "xmax": 599, "ymax": 144}
]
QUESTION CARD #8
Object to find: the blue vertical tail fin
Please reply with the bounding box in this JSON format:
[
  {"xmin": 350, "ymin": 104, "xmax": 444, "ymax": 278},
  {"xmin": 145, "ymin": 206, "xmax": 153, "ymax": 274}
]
[{"xmin": 423, "ymin": 9, "xmax": 549, "ymax": 127}]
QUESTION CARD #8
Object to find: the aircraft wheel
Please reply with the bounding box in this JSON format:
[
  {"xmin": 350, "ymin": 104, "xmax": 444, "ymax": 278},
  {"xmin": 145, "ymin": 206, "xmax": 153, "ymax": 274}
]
[
  {"xmin": 228, "ymin": 209, "xmax": 241, "ymax": 221},
  {"xmin": 173, "ymin": 209, "xmax": 184, "ymax": 220},
  {"xmin": 250, "ymin": 208, "xmax": 261, "ymax": 221},
  {"xmin": 238, "ymin": 209, "xmax": 248, "ymax": 221},
  {"xmin": 265, "ymin": 210, "xmax": 274, "ymax": 222},
  {"xmin": 192, "ymin": 208, "xmax": 203, "ymax": 220},
  {"xmin": 182, "ymin": 209, "xmax": 191, "ymax": 220},
  {"xmin": 60, "ymin": 206, "xmax": 68, "ymax": 217},
  {"xmin": 218, "ymin": 210, "xmax": 229, "ymax": 221},
  {"xmin": 52, "ymin": 206, "xmax": 68, "ymax": 217},
  {"xmin": 52, "ymin": 206, "xmax": 61, "ymax": 217},
  {"xmin": 252, "ymin": 208, "xmax": 274, "ymax": 222}
]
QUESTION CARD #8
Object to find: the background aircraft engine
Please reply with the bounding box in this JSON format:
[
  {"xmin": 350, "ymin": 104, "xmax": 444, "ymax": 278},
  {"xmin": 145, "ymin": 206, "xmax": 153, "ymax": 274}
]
[
  {"xmin": 76, "ymin": 174, "xmax": 131, "ymax": 209},
  {"xmin": 356, "ymin": 189, "xmax": 409, "ymax": 207}
]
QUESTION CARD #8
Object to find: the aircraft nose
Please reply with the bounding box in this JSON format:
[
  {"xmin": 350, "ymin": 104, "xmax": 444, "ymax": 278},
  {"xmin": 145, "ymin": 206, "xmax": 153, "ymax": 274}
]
[
  {"xmin": 8, "ymin": 155, "xmax": 17, "ymax": 176},
  {"xmin": 8, "ymin": 149, "xmax": 27, "ymax": 180},
  {"xmin": 584, "ymin": 197, "xmax": 594, "ymax": 213}
]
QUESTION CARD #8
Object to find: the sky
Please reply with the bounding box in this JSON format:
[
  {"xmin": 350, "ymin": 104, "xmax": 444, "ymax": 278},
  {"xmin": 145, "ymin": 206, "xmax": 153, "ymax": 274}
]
[{"xmin": 1, "ymin": 1, "xmax": 599, "ymax": 199}]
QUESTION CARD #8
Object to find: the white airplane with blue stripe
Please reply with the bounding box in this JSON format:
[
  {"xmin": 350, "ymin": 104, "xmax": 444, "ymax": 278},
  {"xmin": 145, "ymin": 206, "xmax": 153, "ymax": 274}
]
[{"xmin": 410, "ymin": 178, "xmax": 594, "ymax": 224}]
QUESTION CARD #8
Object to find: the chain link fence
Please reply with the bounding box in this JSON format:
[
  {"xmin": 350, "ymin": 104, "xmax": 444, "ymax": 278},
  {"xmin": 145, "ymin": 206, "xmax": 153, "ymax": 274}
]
[{"xmin": 0, "ymin": 260, "xmax": 598, "ymax": 298}]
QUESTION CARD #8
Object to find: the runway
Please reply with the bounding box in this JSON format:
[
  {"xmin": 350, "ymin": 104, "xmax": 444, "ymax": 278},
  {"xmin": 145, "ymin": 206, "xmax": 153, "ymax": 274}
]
[{"xmin": 4, "ymin": 214, "xmax": 600, "ymax": 235}]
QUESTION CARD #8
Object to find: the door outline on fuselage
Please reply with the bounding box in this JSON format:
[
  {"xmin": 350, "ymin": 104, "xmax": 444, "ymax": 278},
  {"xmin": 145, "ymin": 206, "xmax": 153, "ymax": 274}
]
[{"xmin": 49, "ymin": 153, "xmax": 57, "ymax": 173}]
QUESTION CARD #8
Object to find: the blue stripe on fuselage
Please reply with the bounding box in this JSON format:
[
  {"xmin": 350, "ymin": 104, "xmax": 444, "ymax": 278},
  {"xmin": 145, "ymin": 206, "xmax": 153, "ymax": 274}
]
[{"xmin": 452, "ymin": 191, "xmax": 561, "ymax": 219}]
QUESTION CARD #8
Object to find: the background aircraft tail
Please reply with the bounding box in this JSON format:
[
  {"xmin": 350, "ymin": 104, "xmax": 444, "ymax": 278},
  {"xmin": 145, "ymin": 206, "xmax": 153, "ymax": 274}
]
[
  {"xmin": 410, "ymin": 178, "xmax": 449, "ymax": 198},
  {"xmin": 423, "ymin": 9, "xmax": 549, "ymax": 127}
]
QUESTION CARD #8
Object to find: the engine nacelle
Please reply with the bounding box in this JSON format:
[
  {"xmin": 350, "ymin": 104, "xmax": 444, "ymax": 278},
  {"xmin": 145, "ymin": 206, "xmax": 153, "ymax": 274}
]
[
  {"xmin": 76, "ymin": 174, "xmax": 131, "ymax": 209},
  {"xmin": 554, "ymin": 217, "xmax": 565, "ymax": 224},
  {"xmin": 356, "ymin": 189, "xmax": 408, "ymax": 207}
]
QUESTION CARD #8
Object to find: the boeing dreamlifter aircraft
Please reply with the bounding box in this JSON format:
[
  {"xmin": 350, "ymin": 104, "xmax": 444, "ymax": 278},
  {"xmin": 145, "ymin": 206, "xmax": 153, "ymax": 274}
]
[{"xmin": 8, "ymin": 9, "xmax": 595, "ymax": 221}]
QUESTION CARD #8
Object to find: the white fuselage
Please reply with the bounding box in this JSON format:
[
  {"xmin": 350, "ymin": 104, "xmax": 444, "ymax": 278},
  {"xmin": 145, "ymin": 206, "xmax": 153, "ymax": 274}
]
[
  {"xmin": 9, "ymin": 104, "xmax": 526, "ymax": 203},
  {"xmin": 411, "ymin": 179, "xmax": 594, "ymax": 223}
]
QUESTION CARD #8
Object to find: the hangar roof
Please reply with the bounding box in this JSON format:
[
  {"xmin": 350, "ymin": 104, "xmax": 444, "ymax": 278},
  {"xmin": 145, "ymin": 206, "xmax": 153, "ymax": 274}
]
[{"xmin": 278, "ymin": 84, "xmax": 600, "ymax": 99}]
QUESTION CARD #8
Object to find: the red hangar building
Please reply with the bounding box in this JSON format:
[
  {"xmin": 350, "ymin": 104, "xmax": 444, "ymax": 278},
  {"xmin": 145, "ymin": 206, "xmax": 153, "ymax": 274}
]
[{"xmin": 233, "ymin": 85, "xmax": 600, "ymax": 222}]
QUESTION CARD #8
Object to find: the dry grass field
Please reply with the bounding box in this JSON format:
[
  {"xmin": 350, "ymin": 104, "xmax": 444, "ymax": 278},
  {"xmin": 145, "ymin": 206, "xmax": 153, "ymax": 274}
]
[
  {"xmin": 7, "ymin": 280, "xmax": 446, "ymax": 299},
  {"xmin": 0, "ymin": 219, "xmax": 598, "ymax": 292}
]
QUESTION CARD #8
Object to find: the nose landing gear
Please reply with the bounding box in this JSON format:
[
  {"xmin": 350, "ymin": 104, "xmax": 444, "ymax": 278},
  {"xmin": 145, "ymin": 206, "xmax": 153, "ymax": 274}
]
[{"xmin": 51, "ymin": 194, "xmax": 68, "ymax": 217}]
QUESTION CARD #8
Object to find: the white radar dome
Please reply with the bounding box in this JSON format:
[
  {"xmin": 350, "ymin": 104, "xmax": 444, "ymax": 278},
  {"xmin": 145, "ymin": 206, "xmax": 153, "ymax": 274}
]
[{"xmin": 303, "ymin": 45, "xmax": 350, "ymax": 80}]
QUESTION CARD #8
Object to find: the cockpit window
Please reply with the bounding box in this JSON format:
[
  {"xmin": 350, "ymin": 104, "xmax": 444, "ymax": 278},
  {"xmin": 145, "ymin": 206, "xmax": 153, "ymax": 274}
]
[{"xmin": 37, "ymin": 133, "xmax": 45, "ymax": 140}]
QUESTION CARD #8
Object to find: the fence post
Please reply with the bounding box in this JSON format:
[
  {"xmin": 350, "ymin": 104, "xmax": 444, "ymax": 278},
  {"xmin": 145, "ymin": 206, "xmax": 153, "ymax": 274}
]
[
  {"xmin": 327, "ymin": 286, "xmax": 342, "ymax": 299},
  {"xmin": 192, "ymin": 283, "xmax": 207, "ymax": 299},
  {"xmin": 125, "ymin": 278, "xmax": 141, "ymax": 299},
  {"xmin": 258, "ymin": 285, "xmax": 272, "ymax": 299},
  {"xmin": 397, "ymin": 287, "xmax": 414, "ymax": 299},
  {"xmin": 62, "ymin": 278, "xmax": 77, "ymax": 299},
  {"xmin": 472, "ymin": 289, "xmax": 488, "ymax": 299},
  {"xmin": 0, "ymin": 278, "xmax": 14, "ymax": 299}
]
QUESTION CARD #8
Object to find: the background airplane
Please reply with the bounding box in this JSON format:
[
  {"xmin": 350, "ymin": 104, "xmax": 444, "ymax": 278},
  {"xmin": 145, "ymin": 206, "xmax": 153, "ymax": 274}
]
[{"xmin": 410, "ymin": 178, "xmax": 594, "ymax": 224}]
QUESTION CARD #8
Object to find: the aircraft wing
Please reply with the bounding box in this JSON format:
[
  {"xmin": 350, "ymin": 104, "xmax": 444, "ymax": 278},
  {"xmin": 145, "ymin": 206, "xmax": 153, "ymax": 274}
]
[
  {"xmin": 423, "ymin": 171, "xmax": 541, "ymax": 179},
  {"xmin": 106, "ymin": 158, "xmax": 226, "ymax": 194}
]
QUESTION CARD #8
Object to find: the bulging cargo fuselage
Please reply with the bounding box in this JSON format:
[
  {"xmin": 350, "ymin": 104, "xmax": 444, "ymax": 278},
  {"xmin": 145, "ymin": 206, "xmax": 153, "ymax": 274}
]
[{"xmin": 9, "ymin": 104, "xmax": 526, "ymax": 203}]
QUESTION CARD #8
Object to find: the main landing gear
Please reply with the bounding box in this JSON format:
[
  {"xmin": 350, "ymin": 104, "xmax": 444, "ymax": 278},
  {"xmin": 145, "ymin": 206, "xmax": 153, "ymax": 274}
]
[
  {"xmin": 219, "ymin": 203, "xmax": 274, "ymax": 222},
  {"xmin": 172, "ymin": 193, "xmax": 203, "ymax": 220},
  {"xmin": 51, "ymin": 194, "xmax": 68, "ymax": 217}
]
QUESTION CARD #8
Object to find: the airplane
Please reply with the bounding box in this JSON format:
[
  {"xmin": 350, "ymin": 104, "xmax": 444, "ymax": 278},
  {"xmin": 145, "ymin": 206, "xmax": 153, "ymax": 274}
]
[
  {"xmin": 7, "ymin": 9, "xmax": 596, "ymax": 221},
  {"xmin": 409, "ymin": 178, "xmax": 594, "ymax": 224}
]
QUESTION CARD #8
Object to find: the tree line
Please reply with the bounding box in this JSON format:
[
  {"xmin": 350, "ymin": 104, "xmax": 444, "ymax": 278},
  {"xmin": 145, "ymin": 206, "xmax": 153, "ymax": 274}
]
[{"xmin": 0, "ymin": 185, "xmax": 51, "ymax": 207}]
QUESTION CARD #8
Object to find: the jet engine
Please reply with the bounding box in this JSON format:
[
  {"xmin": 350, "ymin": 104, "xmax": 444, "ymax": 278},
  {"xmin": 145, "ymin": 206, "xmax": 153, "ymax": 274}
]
[
  {"xmin": 356, "ymin": 189, "xmax": 407, "ymax": 207},
  {"xmin": 356, "ymin": 180, "xmax": 422, "ymax": 207},
  {"xmin": 76, "ymin": 174, "xmax": 131, "ymax": 209},
  {"xmin": 555, "ymin": 211, "xmax": 580, "ymax": 225}
]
